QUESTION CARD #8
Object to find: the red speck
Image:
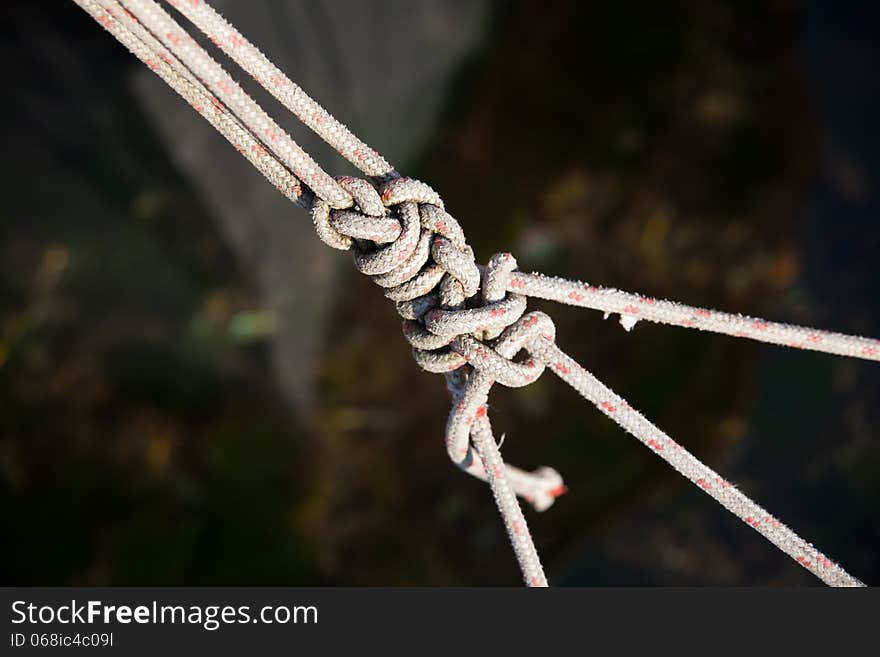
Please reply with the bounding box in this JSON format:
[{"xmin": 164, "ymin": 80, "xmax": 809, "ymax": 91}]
[
  {"xmin": 510, "ymin": 278, "xmax": 526, "ymax": 289},
  {"xmin": 251, "ymin": 144, "xmax": 267, "ymax": 158},
  {"xmin": 647, "ymin": 439, "xmax": 664, "ymax": 451},
  {"xmin": 490, "ymin": 307, "xmax": 506, "ymax": 317},
  {"xmin": 166, "ymin": 31, "xmax": 184, "ymax": 47},
  {"xmin": 230, "ymin": 34, "xmax": 244, "ymax": 49},
  {"xmin": 475, "ymin": 406, "xmax": 487, "ymax": 418},
  {"xmin": 695, "ymin": 308, "xmax": 712, "ymax": 317},
  {"xmin": 512, "ymin": 521, "xmax": 524, "ymax": 536},
  {"xmin": 548, "ymin": 485, "xmax": 568, "ymax": 498},
  {"xmin": 567, "ymin": 291, "xmax": 584, "ymax": 302},
  {"xmin": 752, "ymin": 321, "xmax": 768, "ymax": 331},
  {"xmin": 764, "ymin": 516, "xmax": 780, "ymax": 528},
  {"xmin": 623, "ymin": 305, "xmax": 640, "ymax": 314},
  {"xmin": 639, "ymin": 297, "xmax": 656, "ymax": 305},
  {"xmin": 680, "ymin": 319, "xmax": 695, "ymax": 327},
  {"xmin": 434, "ymin": 220, "xmax": 448, "ymax": 233},
  {"xmin": 217, "ymin": 79, "xmax": 237, "ymax": 96},
  {"xmin": 522, "ymin": 316, "xmax": 538, "ymax": 328},
  {"xmin": 863, "ymin": 346, "xmax": 878, "ymax": 356},
  {"xmin": 808, "ymin": 334, "xmax": 822, "ymax": 343},
  {"xmin": 530, "ymin": 577, "xmax": 542, "ymax": 587},
  {"xmin": 555, "ymin": 363, "xmax": 570, "ymax": 375},
  {"xmin": 600, "ymin": 401, "xmax": 617, "ymax": 413},
  {"xmin": 696, "ymin": 478, "xmax": 711, "ymax": 490}
]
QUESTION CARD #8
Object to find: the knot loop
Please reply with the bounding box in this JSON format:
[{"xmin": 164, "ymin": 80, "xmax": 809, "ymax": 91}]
[{"xmin": 308, "ymin": 177, "xmax": 566, "ymax": 510}]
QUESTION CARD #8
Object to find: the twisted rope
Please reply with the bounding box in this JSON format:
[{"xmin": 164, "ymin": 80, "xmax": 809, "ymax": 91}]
[
  {"xmin": 79, "ymin": 0, "xmax": 307, "ymax": 207},
  {"xmin": 73, "ymin": 0, "xmax": 876, "ymax": 587},
  {"xmin": 164, "ymin": 0, "xmax": 396, "ymax": 181},
  {"xmin": 527, "ymin": 338, "xmax": 864, "ymax": 587},
  {"xmin": 510, "ymin": 271, "xmax": 880, "ymax": 361}
]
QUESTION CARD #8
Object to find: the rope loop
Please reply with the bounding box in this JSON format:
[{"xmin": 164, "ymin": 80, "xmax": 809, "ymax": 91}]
[{"xmin": 308, "ymin": 178, "xmax": 565, "ymax": 508}]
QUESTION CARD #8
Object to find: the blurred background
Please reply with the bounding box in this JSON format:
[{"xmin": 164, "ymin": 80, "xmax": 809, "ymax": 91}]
[{"xmin": 2, "ymin": 0, "xmax": 878, "ymax": 585}]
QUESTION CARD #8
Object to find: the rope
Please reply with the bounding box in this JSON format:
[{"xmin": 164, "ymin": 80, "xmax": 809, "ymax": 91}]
[
  {"xmin": 510, "ymin": 271, "xmax": 880, "ymax": 362},
  {"xmin": 119, "ymin": 0, "xmax": 351, "ymax": 207},
  {"xmin": 73, "ymin": 0, "xmax": 876, "ymax": 587},
  {"xmin": 78, "ymin": 0, "xmax": 307, "ymax": 207},
  {"xmin": 164, "ymin": 0, "xmax": 396, "ymax": 181},
  {"xmin": 528, "ymin": 338, "xmax": 865, "ymax": 587}
]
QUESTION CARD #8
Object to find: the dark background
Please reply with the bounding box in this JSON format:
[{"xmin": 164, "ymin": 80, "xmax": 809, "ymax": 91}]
[{"xmin": 2, "ymin": 0, "xmax": 878, "ymax": 585}]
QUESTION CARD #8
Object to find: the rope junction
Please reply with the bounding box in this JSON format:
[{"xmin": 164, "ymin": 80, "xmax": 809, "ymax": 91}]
[{"xmin": 74, "ymin": 0, "xmax": 877, "ymax": 587}]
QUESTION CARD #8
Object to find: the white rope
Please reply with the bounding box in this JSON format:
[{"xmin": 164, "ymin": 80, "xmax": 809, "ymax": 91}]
[
  {"xmin": 509, "ymin": 271, "xmax": 880, "ymax": 362},
  {"xmin": 119, "ymin": 0, "xmax": 352, "ymax": 207},
  {"xmin": 164, "ymin": 0, "xmax": 396, "ymax": 181},
  {"xmin": 528, "ymin": 338, "xmax": 865, "ymax": 587},
  {"xmin": 77, "ymin": 0, "xmax": 307, "ymax": 207},
  {"xmin": 72, "ymin": 0, "xmax": 875, "ymax": 587}
]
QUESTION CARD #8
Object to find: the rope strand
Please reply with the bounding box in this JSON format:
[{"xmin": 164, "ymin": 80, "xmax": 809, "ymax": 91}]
[
  {"xmin": 119, "ymin": 0, "xmax": 351, "ymax": 207},
  {"xmin": 76, "ymin": 0, "xmax": 307, "ymax": 207},
  {"xmin": 510, "ymin": 271, "xmax": 880, "ymax": 362},
  {"xmin": 163, "ymin": 0, "xmax": 396, "ymax": 180},
  {"xmin": 528, "ymin": 337, "xmax": 865, "ymax": 587}
]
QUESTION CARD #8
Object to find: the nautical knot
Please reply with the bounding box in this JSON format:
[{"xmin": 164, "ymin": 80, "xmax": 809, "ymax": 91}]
[{"xmin": 310, "ymin": 176, "xmax": 566, "ymax": 510}]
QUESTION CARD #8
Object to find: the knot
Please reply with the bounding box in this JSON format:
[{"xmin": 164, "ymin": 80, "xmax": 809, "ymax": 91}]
[
  {"xmin": 443, "ymin": 310, "xmax": 557, "ymax": 458},
  {"xmin": 309, "ymin": 177, "xmax": 565, "ymax": 509},
  {"xmin": 310, "ymin": 176, "xmax": 480, "ymax": 305}
]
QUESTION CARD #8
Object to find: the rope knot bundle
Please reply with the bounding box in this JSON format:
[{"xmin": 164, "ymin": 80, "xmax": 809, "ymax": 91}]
[{"xmin": 311, "ymin": 176, "xmax": 567, "ymax": 512}]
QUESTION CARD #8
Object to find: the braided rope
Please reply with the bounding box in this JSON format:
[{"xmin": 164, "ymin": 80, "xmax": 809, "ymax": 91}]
[
  {"xmin": 77, "ymin": 0, "xmax": 307, "ymax": 207},
  {"xmin": 528, "ymin": 338, "xmax": 865, "ymax": 587},
  {"xmin": 73, "ymin": 0, "xmax": 876, "ymax": 587},
  {"xmin": 510, "ymin": 271, "xmax": 880, "ymax": 362},
  {"xmin": 163, "ymin": 0, "xmax": 396, "ymax": 180},
  {"xmin": 119, "ymin": 0, "xmax": 352, "ymax": 208}
]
